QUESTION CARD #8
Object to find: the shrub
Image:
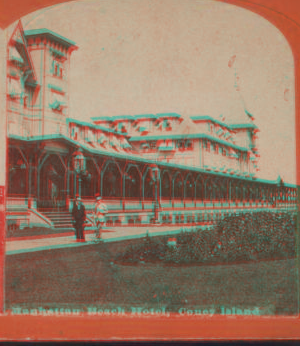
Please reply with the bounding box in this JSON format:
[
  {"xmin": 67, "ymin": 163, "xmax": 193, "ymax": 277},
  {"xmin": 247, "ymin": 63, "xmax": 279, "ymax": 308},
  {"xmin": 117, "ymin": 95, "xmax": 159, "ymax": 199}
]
[{"xmin": 115, "ymin": 211, "xmax": 296, "ymax": 265}]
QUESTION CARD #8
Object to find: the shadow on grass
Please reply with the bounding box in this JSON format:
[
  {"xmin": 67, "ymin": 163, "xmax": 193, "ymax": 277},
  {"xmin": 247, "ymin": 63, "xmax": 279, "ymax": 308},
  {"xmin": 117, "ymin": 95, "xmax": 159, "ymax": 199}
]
[{"xmin": 5, "ymin": 239, "xmax": 298, "ymax": 316}]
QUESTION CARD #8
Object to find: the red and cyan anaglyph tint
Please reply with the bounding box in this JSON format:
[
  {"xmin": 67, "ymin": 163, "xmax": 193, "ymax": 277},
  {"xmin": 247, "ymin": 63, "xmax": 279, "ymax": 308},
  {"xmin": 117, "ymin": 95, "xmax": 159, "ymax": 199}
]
[{"xmin": 0, "ymin": 0, "xmax": 300, "ymax": 340}]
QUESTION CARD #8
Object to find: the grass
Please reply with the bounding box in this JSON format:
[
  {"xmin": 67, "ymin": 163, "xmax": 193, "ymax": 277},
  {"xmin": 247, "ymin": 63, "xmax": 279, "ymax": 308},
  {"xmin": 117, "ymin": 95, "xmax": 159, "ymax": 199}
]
[
  {"xmin": 6, "ymin": 226, "xmax": 73, "ymax": 238},
  {"xmin": 5, "ymin": 238, "xmax": 298, "ymax": 315}
]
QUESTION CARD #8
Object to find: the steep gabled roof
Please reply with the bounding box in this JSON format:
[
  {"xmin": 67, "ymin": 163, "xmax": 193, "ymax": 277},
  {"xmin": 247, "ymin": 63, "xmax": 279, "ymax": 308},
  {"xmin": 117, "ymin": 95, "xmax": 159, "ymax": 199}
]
[{"xmin": 8, "ymin": 21, "xmax": 37, "ymax": 85}]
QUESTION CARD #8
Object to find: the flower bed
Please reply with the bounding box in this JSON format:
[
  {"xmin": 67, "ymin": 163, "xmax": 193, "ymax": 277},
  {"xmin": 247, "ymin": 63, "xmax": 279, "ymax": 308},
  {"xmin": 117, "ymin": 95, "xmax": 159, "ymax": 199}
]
[{"xmin": 114, "ymin": 211, "xmax": 296, "ymax": 265}]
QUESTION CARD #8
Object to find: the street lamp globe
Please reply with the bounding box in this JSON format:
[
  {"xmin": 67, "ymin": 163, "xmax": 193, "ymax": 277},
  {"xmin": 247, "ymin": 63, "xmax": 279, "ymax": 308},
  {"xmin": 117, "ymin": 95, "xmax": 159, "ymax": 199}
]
[
  {"xmin": 72, "ymin": 150, "xmax": 86, "ymax": 198},
  {"xmin": 73, "ymin": 151, "xmax": 86, "ymax": 174}
]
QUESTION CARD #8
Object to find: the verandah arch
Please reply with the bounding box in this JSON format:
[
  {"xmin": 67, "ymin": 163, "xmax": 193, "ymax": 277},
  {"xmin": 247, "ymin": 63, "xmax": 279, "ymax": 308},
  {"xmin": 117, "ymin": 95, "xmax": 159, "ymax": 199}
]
[
  {"xmin": 38, "ymin": 153, "xmax": 67, "ymax": 209},
  {"xmin": 184, "ymin": 173, "xmax": 195, "ymax": 199},
  {"xmin": 143, "ymin": 166, "xmax": 160, "ymax": 199},
  {"xmin": 7, "ymin": 147, "xmax": 28, "ymax": 196},
  {"xmin": 229, "ymin": 180, "xmax": 243, "ymax": 201},
  {"xmin": 205, "ymin": 178, "xmax": 221, "ymax": 201},
  {"xmin": 173, "ymin": 172, "xmax": 184, "ymax": 199},
  {"xmin": 195, "ymin": 175, "xmax": 205, "ymax": 200},
  {"xmin": 161, "ymin": 170, "xmax": 172, "ymax": 199},
  {"xmin": 124, "ymin": 164, "xmax": 142, "ymax": 198},
  {"xmin": 101, "ymin": 161, "xmax": 122, "ymax": 198},
  {"xmin": 216, "ymin": 178, "xmax": 228, "ymax": 201},
  {"xmin": 81, "ymin": 157, "xmax": 100, "ymax": 198}
]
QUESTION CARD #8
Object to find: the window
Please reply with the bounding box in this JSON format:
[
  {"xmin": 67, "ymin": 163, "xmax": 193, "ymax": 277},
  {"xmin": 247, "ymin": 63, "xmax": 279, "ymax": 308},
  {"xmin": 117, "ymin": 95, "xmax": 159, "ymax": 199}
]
[
  {"xmin": 176, "ymin": 139, "xmax": 185, "ymax": 150},
  {"xmin": 149, "ymin": 141, "xmax": 157, "ymax": 149},
  {"xmin": 175, "ymin": 139, "xmax": 193, "ymax": 150},
  {"xmin": 52, "ymin": 60, "xmax": 64, "ymax": 78},
  {"xmin": 206, "ymin": 141, "xmax": 211, "ymax": 152},
  {"xmin": 185, "ymin": 139, "xmax": 193, "ymax": 150}
]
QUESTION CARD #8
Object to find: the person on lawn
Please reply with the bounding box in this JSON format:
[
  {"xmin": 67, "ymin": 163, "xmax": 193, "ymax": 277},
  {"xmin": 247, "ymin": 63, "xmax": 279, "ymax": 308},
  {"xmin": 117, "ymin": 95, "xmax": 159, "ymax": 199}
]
[
  {"xmin": 94, "ymin": 194, "xmax": 108, "ymax": 240},
  {"xmin": 72, "ymin": 196, "xmax": 86, "ymax": 242}
]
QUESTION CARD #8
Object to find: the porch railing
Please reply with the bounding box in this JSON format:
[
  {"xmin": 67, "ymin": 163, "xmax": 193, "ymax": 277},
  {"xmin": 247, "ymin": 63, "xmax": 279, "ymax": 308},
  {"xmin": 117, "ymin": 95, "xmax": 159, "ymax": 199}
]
[{"xmin": 36, "ymin": 198, "xmax": 67, "ymax": 210}]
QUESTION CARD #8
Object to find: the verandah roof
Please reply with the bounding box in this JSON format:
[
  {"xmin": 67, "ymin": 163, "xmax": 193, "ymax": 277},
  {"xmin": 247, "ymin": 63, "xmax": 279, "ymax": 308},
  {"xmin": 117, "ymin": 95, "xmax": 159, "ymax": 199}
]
[{"xmin": 8, "ymin": 134, "xmax": 296, "ymax": 188}]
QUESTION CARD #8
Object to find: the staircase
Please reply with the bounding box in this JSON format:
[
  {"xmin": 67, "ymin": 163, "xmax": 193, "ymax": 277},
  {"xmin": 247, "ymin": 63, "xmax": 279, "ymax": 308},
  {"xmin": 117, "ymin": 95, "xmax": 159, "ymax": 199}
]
[{"xmin": 42, "ymin": 211, "xmax": 75, "ymax": 231}]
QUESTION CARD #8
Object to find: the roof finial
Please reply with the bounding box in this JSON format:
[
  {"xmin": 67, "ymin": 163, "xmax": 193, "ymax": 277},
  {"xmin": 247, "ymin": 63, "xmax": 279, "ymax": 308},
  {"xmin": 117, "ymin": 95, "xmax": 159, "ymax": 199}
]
[{"xmin": 228, "ymin": 55, "xmax": 239, "ymax": 91}]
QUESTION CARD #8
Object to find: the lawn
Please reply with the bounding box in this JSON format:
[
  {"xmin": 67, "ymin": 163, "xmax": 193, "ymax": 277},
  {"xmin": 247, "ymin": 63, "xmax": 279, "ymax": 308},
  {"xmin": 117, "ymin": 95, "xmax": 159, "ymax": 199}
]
[{"xmin": 5, "ymin": 239, "xmax": 298, "ymax": 316}]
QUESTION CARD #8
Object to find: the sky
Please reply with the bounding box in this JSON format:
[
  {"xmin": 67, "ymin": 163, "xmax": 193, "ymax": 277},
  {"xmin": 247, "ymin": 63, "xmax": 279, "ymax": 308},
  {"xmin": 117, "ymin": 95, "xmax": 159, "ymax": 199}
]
[{"xmin": 9, "ymin": 0, "xmax": 296, "ymax": 183}]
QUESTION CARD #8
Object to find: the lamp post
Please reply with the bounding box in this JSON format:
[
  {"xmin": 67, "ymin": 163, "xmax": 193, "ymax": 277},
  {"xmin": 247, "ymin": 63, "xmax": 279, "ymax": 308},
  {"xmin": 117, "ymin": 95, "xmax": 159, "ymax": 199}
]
[
  {"xmin": 72, "ymin": 150, "xmax": 86, "ymax": 198},
  {"xmin": 151, "ymin": 165, "xmax": 160, "ymax": 224}
]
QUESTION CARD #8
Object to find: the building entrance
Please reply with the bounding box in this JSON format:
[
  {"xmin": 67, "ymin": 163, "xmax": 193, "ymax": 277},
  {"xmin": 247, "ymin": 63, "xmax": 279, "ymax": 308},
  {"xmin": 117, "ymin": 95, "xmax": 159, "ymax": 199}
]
[{"xmin": 38, "ymin": 154, "xmax": 67, "ymax": 210}]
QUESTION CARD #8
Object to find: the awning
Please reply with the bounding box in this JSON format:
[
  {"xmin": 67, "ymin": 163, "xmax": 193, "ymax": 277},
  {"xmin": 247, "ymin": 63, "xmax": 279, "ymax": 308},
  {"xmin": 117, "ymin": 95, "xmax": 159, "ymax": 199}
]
[
  {"xmin": 50, "ymin": 92, "xmax": 66, "ymax": 110},
  {"xmin": 158, "ymin": 144, "xmax": 175, "ymax": 151},
  {"xmin": 138, "ymin": 126, "xmax": 149, "ymax": 133}
]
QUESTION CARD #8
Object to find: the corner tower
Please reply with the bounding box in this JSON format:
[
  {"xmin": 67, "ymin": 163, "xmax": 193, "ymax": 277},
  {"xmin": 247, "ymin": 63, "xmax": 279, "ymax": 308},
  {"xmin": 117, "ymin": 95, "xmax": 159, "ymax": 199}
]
[{"xmin": 24, "ymin": 27, "xmax": 77, "ymax": 136}]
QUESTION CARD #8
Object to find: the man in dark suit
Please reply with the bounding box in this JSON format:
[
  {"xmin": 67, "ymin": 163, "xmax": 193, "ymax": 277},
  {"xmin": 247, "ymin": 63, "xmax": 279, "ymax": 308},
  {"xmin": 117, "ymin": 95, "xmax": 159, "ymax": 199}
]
[{"xmin": 72, "ymin": 196, "xmax": 86, "ymax": 242}]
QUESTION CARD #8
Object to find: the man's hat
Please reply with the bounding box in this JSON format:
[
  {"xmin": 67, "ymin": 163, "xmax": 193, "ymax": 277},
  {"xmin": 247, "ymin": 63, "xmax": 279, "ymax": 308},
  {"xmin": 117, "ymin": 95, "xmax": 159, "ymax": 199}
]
[{"xmin": 95, "ymin": 193, "xmax": 102, "ymax": 201}]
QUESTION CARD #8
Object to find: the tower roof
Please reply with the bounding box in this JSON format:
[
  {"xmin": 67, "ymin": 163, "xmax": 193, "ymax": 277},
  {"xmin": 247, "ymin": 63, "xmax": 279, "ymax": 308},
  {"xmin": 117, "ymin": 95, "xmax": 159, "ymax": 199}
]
[
  {"xmin": 24, "ymin": 28, "xmax": 77, "ymax": 50},
  {"xmin": 221, "ymin": 90, "xmax": 254, "ymax": 126}
]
